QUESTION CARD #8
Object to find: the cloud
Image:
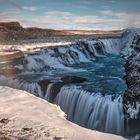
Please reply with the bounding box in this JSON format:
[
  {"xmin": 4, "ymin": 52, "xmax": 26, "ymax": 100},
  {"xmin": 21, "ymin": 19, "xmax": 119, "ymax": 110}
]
[
  {"xmin": 1, "ymin": 10, "xmax": 140, "ymax": 30},
  {"xmin": 23, "ymin": 6, "xmax": 39, "ymax": 11},
  {"xmin": 101, "ymin": 10, "xmax": 140, "ymax": 28},
  {"xmin": 101, "ymin": 5, "xmax": 110, "ymax": 9},
  {"xmin": 101, "ymin": 10, "xmax": 114, "ymax": 16},
  {"xmin": 109, "ymin": 0, "xmax": 116, "ymax": 3},
  {"xmin": 0, "ymin": 0, "xmax": 22, "ymax": 10},
  {"xmin": 82, "ymin": 0, "xmax": 93, "ymax": 5},
  {"xmin": 0, "ymin": 12, "xmax": 18, "ymax": 22},
  {"xmin": 73, "ymin": 5, "xmax": 88, "ymax": 9},
  {"xmin": 22, "ymin": 11, "xmax": 140, "ymax": 30}
]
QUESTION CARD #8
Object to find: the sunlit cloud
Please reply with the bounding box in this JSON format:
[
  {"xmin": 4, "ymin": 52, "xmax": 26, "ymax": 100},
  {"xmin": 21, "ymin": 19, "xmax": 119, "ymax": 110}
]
[
  {"xmin": 101, "ymin": 10, "xmax": 140, "ymax": 28},
  {"xmin": 23, "ymin": 6, "xmax": 39, "ymax": 11},
  {"xmin": 82, "ymin": 0, "xmax": 93, "ymax": 5},
  {"xmin": 109, "ymin": 0, "xmax": 116, "ymax": 3},
  {"xmin": 0, "ymin": 13, "xmax": 19, "ymax": 22}
]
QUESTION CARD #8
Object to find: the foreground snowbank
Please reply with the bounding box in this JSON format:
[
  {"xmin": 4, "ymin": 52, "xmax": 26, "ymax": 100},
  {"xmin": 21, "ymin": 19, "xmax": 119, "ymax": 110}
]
[{"xmin": 0, "ymin": 86, "xmax": 125, "ymax": 140}]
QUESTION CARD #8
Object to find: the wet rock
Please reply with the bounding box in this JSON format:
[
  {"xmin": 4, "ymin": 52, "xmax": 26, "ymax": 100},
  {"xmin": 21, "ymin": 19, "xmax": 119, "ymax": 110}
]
[
  {"xmin": 38, "ymin": 80, "xmax": 51, "ymax": 96},
  {"xmin": 125, "ymin": 118, "xmax": 140, "ymax": 136},
  {"xmin": 61, "ymin": 76, "xmax": 86, "ymax": 84},
  {"xmin": 47, "ymin": 82, "xmax": 64, "ymax": 102},
  {"xmin": 94, "ymin": 41, "xmax": 106, "ymax": 55}
]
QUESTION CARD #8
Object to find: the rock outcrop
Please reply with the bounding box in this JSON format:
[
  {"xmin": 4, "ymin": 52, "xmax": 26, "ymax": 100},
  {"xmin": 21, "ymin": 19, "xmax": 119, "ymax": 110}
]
[
  {"xmin": 123, "ymin": 34, "xmax": 140, "ymax": 136},
  {"xmin": 61, "ymin": 76, "xmax": 86, "ymax": 84},
  {"xmin": 0, "ymin": 22, "xmax": 71, "ymax": 42}
]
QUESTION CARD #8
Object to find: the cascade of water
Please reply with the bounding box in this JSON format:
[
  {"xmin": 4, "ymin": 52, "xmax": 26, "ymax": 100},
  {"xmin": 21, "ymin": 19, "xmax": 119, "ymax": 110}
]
[
  {"xmin": 100, "ymin": 39, "xmax": 122, "ymax": 55},
  {"xmin": 55, "ymin": 86, "xmax": 124, "ymax": 135},
  {"xmin": 5, "ymin": 78, "xmax": 43, "ymax": 97},
  {"xmin": 44, "ymin": 83, "xmax": 54, "ymax": 100},
  {"xmin": 23, "ymin": 38, "xmax": 122, "ymax": 73}
]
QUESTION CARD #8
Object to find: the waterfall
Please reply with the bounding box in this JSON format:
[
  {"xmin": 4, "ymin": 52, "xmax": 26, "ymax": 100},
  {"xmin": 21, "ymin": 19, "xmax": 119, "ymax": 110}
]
[
  {"xmin": 44, "ymin": 83, "xmax": 54, "ymax": 100},
  {"xmin": 23, "ymin": 38, "xmax": 122, "ymax": 73},
  {"xmin": 55, "ymin": 86, "xmax": 124, "ymax": 135},
  {"xmin": 100, "ymin": 39, "xmax": 122, "ymax": 55},
  {"xmin": 0, "ymin": 77, "xmax": 43, "ymax": 98}
]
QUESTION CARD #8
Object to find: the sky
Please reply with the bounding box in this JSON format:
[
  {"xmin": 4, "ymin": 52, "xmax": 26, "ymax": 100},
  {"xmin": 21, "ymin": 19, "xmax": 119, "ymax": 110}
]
[{"xmin": 0, "ymin": 0, "xmax": 140, "ymax": 30}]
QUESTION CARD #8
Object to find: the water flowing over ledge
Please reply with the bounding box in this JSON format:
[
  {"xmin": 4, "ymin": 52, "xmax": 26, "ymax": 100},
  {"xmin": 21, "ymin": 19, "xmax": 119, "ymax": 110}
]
[
  {"xmin": 23, "ymin": 38, "xmax": 122, "ymax": 72},
  {"xmin": 55, "ymin": 86, "xmax": 124, "ymax": 135}
]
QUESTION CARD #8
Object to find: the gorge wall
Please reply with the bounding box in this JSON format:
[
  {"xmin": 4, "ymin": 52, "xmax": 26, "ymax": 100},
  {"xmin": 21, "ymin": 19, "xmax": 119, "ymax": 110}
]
[{"xmin": 123, "ymin": 34, "xmax": 140, "ymax": 136}]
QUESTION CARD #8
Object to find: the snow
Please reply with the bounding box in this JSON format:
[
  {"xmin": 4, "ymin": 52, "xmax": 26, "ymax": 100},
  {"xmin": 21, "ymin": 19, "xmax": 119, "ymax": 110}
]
[
  {"xmin": 127, "ymin": 102, "xmax": 140, "ymax": 119},
  {"xmin": 0, "ymin": 86, "xmax": 126, "ymax": 140},
  {"xmin": 121, "ymin": 28, "xmax": 140, "ymax": 58}
]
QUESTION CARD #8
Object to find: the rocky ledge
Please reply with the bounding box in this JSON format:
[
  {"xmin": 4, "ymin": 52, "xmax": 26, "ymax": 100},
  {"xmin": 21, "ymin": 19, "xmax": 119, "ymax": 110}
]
[
  {"xmin": 0, "ymin": 22, "xmax": 70, "ymax": 42},
  {"xmin": 123, "ymin": 34, "xmax": 140, "ymax": 136}
]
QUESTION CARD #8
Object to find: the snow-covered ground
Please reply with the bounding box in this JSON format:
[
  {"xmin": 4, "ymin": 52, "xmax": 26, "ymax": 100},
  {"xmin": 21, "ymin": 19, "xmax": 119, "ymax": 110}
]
[{"xmin": 0, "ymin": 86, "xmax": 126, "ymax": 140}]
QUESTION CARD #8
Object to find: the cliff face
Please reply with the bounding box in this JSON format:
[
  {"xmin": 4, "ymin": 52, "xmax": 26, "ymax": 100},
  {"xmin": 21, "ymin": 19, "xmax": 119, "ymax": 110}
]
[
  {"xmin": 123, "ymin": 34, "xmax": 140, "ymax": 136},
  {"xmin": 0, "ymin": 22, "xmax": 26, "ymax": 41},
  {"xmin": 0, "ymin": 22, "xmax": 69, "ymax": 41},
  {"xmin": 0, "ymin": 22, "xmax": 23, "ymax": 31}
]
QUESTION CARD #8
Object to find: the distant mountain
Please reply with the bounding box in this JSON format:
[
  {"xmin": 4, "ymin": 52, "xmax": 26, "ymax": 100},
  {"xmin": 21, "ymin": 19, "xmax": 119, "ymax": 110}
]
[{"xmin": 0, "ymin": 22, "xmax": 122, "ymax": 41}]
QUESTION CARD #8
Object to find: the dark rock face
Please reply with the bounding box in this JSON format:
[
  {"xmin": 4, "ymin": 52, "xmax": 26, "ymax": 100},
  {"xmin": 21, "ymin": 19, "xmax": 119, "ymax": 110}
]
[
  {"xmin": 94, "ymin": 41, "xmax": 106, "ymax": 55},
  {"xmin": 38, "ymin": 80, "xmax": 51, "ymax": 96},
  {"xmin": 123, "ymin": 34, "xmax": 140, "ymax": 136},
  {"xmin": 0, "ymin": 22, "xmax": 56, "ymax": 41},
  {"xmin": 38, "ymin": 76, "xmax": 86, "ymax": 103},
  {"xmin": 0, "ymin": 22, "xmax": 23, "ymax": 31},
  {"xmin": 46, "ymin": 82, "xmax": 64, "ymax": 102},
  {"xmin": 61, "ymin": 76, "xmax": 86, "ymax": 84}
]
